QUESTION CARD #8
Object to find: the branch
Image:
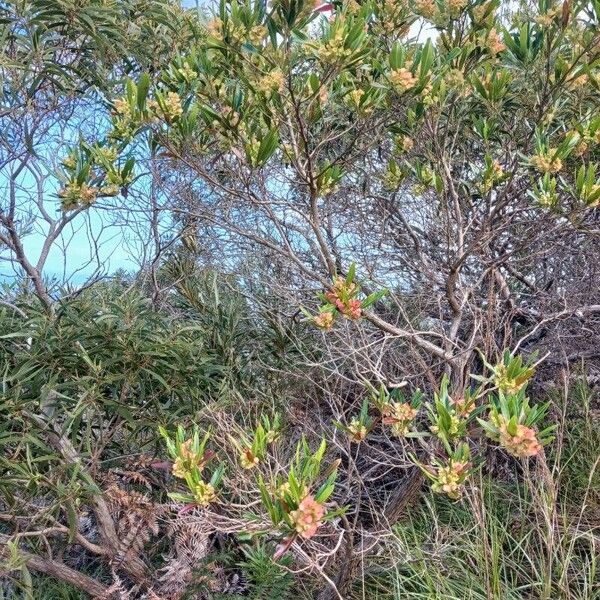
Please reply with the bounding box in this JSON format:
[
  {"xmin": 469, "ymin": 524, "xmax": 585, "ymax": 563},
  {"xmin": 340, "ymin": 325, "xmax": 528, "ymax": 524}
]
[
  {"xmin": 22, "ymin": 411, "xmax": 148, "ymax": 581},
  {"xmin": 513, "ymin": 304, "xmax": 600, "ymax": 352},
  {"xmin": 365, "ymin": 312, "xmax": 455, "ymax": 363},
  {"xmin": 0, "ymin": 533, "xmax": 108, "ymax": 598}
]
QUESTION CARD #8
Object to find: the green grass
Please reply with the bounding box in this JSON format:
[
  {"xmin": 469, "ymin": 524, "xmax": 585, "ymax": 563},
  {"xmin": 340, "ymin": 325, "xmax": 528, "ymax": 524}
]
[
  {"xmin": 1, "ymin": 575, "xmax": 85, "ymax": 600},
  {"xmin": 360, "ymin": 481, "xmax": 598, "ymax": 599}
]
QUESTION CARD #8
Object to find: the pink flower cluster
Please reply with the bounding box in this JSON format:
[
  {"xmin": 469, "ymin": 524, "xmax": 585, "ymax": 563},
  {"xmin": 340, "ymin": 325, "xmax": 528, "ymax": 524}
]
[
  {"xmin": 324, "ymin": 277, "xmax": 362, "ymax": 320},
  {"xmin": 290, "ymin": 495, "xmax": 325, "ymax": 539},
  {"xmin": 499, "ymin": 420, "xmax": 542, "ymax": 458}
]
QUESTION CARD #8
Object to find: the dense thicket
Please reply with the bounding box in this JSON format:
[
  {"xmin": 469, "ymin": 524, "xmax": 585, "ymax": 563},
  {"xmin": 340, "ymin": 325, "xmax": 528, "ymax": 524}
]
[{"xmin": 1, "ymin": 0, "xmax": 599, "ymax": 598}]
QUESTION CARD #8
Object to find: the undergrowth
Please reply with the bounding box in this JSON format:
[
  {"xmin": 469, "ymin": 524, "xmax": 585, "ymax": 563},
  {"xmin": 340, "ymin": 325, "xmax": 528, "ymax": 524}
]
[{"xmin": 360, "ymin": 383, "xmax": 599, "ymax": 600}]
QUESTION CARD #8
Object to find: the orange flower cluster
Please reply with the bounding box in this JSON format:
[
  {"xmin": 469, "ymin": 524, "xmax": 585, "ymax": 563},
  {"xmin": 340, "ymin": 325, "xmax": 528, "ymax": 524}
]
[
  {"xmin": 290, "ymin": 495, "xmax": 325, "ymax": 539},
  {"xmin": 530, "ymin": 151, "xmax": 563, "ymax": 174},
  {"xmin": 389, "ymin": 68, "xmax": 417, "ymax": 93},
  {"xmin": 414, "ymin": 0, "xmax": 436, "ymax": 18},
  {"xmin": 314, "ymin": 311, "xmax": 335, "ymax": 330},
  {"xmin": 497, "ymin": 417, "xmax": 542, "ymax": 458},
  {"xmin": 486, "ymin": 28, "xmax": 505, "ymax": 55}
]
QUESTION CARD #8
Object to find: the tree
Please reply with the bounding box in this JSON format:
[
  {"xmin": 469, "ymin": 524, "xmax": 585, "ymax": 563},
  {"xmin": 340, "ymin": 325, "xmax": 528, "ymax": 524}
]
[
  {"xmin": 70, "ymin": 0, "xmax": 600, "ymax": 389},
  {"xmin": 0, "ymin": 0, "xmax": 197, "ymax": 309}
]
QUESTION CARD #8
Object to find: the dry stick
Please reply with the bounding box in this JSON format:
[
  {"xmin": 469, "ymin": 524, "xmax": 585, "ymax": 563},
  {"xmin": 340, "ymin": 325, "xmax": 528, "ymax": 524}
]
[
  {"xmin": 0, "ymin": 218, "xmax": 53, "ymax": 311},
  {"xmin": 317, "ymin": 464, "xmax": 425, "ymax": 600},
  {"xmin": 0, "ymin": 533, "xmax": 108, "ymax": 598},
  {"xmin": 0, "ymin": 518, "xmax": 107, "ymax": 557}
]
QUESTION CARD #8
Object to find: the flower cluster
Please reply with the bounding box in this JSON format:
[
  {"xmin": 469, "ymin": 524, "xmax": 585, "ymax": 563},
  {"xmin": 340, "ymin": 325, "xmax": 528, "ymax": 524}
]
[
  {"xmin": 485, "ymin": 28, "xmax": 505, "ymax": 55},
  {"xmin": 479, "ymin": 155, "xmax": 505, "ymax": 193},
  {"xmin": 276, "ymin": 481, "xmax": 308, "ymax": 501},
  {"xmin": 528, "ymin": 130, "xmax": 580, "ymax": 184},
  {"xmin": 398, "ymin": 135, "xmax": 414, "ymax": 153},
  {"xmin": 247, "ymin": 24, "xmax": 267, "ymax": 46},
  {"xmin": 205, "ymin": 17, "xmax": 223, "ymax": 39},
  {"xmin": 426, "ymin": 375, "xmax": 472, "ymax": 445},
  {"xmin": 490, "ymin": 351, "xmax": 535, "ymax": 395},
  {"xmin": 313, "ymin": 311, "xmax": 335, "ymax": 330},
  {"xmin": 449, "ymin": 393, "xmax": 475, "ymax": 418},
  {"xmin": 423, "ymin": 444, "xmax": 472, "ymax": 500},
  {"xmin": 318, "ymin": 27, "xmax": 352, "ymax": 63},
  {"xmin": 193, "ymin": 480, "xmax": 217, "ymax": 506},
  {"xmin": 530, "ymin": 150, "xmax": 563, "ymax": 174},
  {"xmin": 58, "ymin": 182, "xmax": 98, "ymax": 210},
  {"xmin": 383, "ymin": 159, "xmax": 407, "ymax": 189},
  {"xmin": 236, "ymin": 414, "xmax": 280, "ymax": 470},
  {"xmin": 160, "ymin": 91, "xmax": 184, "ymax": 120},
  {"xmin": 207, "ymin": 17, "xmax": 266, "ymax": 46},
  {"xmin": 325, "ymin": 277, "xmax": 362, "ymax": 320},
  {"xmin": 384, "ymin": 401, "xmax": 419, "ymax": 437},
  {"xmin": 160, "ymin": 426, "xmax": 224, "ymax": 508},
  {"xmin": 309, "ymin": 264, "xmax": 387, "ymax": 331},
  {"xmin": 430, "ymin": 457, "xmax": 471, "ymax": 499},
  {"xmin": 257, "ymin": 438, "xmax": 338, "ymax": 548},
  {"xmin": 429, "ymin": 411, "xmax": 461, "ymax": 439},
  {"xmin": 346, "ymin": 88, "xmax": 376, "ymax": 116},
  {"xmin": 371, "ymin": 383, "xmax": 422, "ymax": 438},
  {"xmin": 529, "ymin": 173, "xmax": 559, "ymax": 207},
  {"xmin": 113, "ymin": 97, "xmax": 132, "ymax": 118},
  {"xmin": 240, "ymin": 447, "xmax": 260, "ymax": 469},
  {"xmin": 389, "ymin": 67, "xmax": 417, "ymax": 93},
  {"xmin": 489, "ymin": 160, "xmax": 504, "ymax": 178},
  {"xmin": 349, "ymin": 88, "xmax": 364, "ymax": 106},
  {"xmin": 373, "ymin": 0, "xmax": 412, "ymax": 36},
  {"xmin": 445, "ymin": 68, "xmax": 465, "ymax": 89},
  {"xmin": 177, "ymin": 61, "xmax": 197, "ymax": 83},
  {"xmin": 478, "ymin": 386, "xmax": 554, "ymax": 459},
  {"xmin": 496, "ymin": 416, "xmax": 542, "ymax": 458},
  {"xmin": 57, "ymin": 141, "xmax": 134, "ymax": 211},
  {"xmin": 256, "ymin": 70, "xmax": 285, "ymax": 97},
  {"xmin": 290, "ymin": 495, "xmax": 325, "ymax": 539},
  {"xmin": 535, "ymin": 6, "xmax": 560, "ymax": 27},
  {"xmin": 337, "ymin": 399, "xmax": 373, "ymax": 442},
  {"xmin": 172, "ymin": 439, "xmax": 197, "ymax": 479},
  {"xmin": 414, "ymin": 0, "xmax": 437, "ymax": 19},
  {"xmin": 446, "ymin": 0, "xmax": 467, "ymax": 17},
  {"xmin": 347, "ymin": 418, "xmax": 368, "ymax": 441},
  {"xmin": 109, "ymin": 79, "xmax": 162, "ymax": 139}
]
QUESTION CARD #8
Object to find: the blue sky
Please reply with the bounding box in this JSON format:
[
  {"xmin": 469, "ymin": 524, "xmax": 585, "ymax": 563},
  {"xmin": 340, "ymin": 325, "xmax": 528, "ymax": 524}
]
[
  {"xmin": 1, "ymin": 163, "xmax": 141, "ymax": 285},
  {"xmin": 23, "ymin": 212, "xmax": 139, "ymax": 284}
]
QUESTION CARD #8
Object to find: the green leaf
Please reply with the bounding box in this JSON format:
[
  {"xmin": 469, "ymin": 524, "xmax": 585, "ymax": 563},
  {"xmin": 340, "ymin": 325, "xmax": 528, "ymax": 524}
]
[
  {"xmin": 136, "ymin": 73, "xmax": 150, "ymax": 111},
  {"xmin": 256, "ymin": 129, "xmax": 279, "ymax": 166},
  {"xmin": 390, "ymin": 42, "xmax": 403, "ymax": 70},
  {"xmin": 345, "ymin": 262, "xmax": 356, "ymax": 285}
]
